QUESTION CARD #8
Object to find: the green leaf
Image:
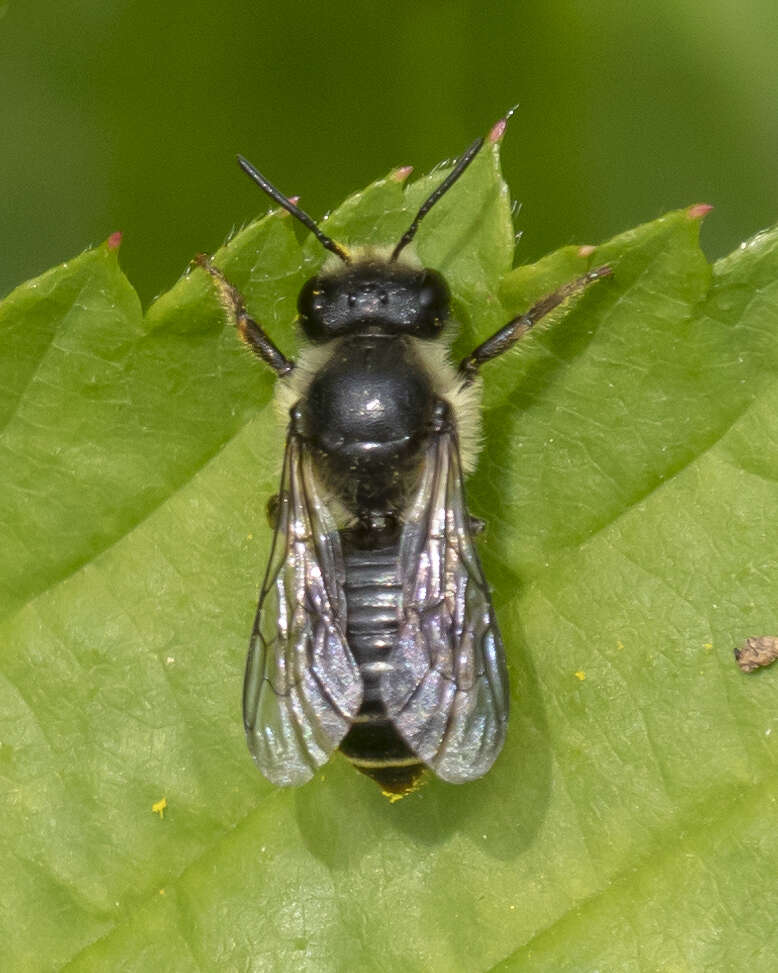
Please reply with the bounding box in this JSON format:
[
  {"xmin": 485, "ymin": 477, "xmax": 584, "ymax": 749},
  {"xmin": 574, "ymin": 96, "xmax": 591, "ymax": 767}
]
[{"xmin": 2, "ymin": 142, "xmax": 777, "ymax": 971}]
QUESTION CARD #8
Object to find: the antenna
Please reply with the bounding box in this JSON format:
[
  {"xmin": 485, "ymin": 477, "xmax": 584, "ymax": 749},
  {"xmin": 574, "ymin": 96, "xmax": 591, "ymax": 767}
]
[
  {"xmin": 237, "ymin": 155, "xmax": 351, "ymax": 264},
  {"xmin": 390, "ymin": 135, "xmax": 484, "ymax": 262}
]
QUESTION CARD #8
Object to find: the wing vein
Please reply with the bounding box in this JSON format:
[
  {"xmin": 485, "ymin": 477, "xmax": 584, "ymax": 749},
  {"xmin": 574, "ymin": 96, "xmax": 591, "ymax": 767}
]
[{"xmin": 242, "ymin": 427, "xmax": 362, "ymax": 786}]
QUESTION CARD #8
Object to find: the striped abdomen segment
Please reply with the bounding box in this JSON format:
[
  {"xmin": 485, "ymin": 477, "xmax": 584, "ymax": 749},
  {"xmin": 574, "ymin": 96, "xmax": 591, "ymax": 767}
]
[{"xmin": 338, "ymin": 541, "xmax": 424, "ymax": 793}]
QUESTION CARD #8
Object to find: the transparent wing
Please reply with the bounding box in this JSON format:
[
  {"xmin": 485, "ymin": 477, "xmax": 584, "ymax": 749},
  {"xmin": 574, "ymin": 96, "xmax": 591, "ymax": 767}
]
[
  {"xmin": 243, "ymin": 432, "xmax": 362, "ymax": 786},
  {"xmin": 382, "ymin": 421, "xmax": 509, "ymax": 783}
]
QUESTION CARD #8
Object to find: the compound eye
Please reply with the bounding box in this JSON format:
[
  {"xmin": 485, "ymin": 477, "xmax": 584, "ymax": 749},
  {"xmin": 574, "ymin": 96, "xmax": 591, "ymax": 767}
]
[
  {"xmin": 297, "ymin": 275, "xmax": 325, "ymax": 318},
  {"xmin": 297, "ymin": 276, "xmax": 329, "ymax": 340},
  {"xmin": 418, "ymin": 269, "xmax": 449, "ymax": 312},
  {"xmin": 417, "ymin": 269, "xmax": 450, "ymax": 333}
]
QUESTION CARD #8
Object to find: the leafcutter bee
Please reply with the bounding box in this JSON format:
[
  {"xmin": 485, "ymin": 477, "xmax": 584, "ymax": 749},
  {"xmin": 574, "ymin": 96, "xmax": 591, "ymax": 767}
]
[{"xmin": 197, "ymin": 115, "xmax": 611, "ymax": 796}]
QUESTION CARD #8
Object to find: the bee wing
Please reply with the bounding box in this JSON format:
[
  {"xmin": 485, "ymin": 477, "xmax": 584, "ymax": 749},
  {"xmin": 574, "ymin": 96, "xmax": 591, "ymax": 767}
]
[
  {"xmin": 243, "ymin": 432, "xmax": 362, "ymax": 786},
  {"xmin": 383, "ymin": 422, "xmax": 509, "ymax": 783}
]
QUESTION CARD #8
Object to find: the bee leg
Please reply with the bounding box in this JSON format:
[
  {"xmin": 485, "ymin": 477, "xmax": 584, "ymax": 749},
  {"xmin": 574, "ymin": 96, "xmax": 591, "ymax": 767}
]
[
  {"xmin": 194, "ymin": 254, "xmax": 295, "ymax": 377},
  {"xmin": 457, "ymin": 265, "xmax": 612, "ymax": 385}
]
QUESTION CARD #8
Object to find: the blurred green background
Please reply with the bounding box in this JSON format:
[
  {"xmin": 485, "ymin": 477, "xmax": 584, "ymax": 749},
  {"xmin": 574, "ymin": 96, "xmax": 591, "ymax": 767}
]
[{"xmin": 1, "ymin": 0, "xmax": 777, "ymax": 306}]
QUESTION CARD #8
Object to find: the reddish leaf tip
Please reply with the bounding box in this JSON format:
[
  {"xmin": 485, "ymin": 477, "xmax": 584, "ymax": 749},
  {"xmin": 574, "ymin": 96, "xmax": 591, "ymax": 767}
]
[
  {"xmin": 686, "ymin": 203, "xmax": 714, "ymax": 221},
  {"xmin": 391, "ymin": 165, "xmax": 414, "ymax": 183},
  {"xmin": 488, "ymin": 105, "xmax": 518, "ymax": 144},
  {"xmin": 488, "ymin": 119, "xmax": 507, "ymax": 144},
  {"xmin": 578, "ymin": 244, "xmax": 596, "ymax": 258},
  {"xmin": 106, "ymin": 231, "xmax": 123, "ymax": 251}
]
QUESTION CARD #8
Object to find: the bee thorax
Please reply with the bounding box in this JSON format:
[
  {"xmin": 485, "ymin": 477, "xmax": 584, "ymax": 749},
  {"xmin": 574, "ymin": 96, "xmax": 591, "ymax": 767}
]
[{"xmin": 301, "ymin": 335, "xmax": 436, "ymax": 508}]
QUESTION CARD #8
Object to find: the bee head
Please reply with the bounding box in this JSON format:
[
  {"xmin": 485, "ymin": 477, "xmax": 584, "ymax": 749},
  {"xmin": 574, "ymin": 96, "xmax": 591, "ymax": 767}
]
[
  {"xmin": 237, "ymin": 132, "xmax": 484, "ymax": 344},
  {"xmin": 297, "ymin": 262, "xmax": 450, "ymax": 342}
]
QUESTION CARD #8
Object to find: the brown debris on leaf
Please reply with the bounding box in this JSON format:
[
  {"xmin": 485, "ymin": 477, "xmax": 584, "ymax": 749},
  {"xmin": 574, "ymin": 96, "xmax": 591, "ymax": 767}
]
[{"xmin": 734, "ymin": 636, "xmax": 778, "ymax": 673}]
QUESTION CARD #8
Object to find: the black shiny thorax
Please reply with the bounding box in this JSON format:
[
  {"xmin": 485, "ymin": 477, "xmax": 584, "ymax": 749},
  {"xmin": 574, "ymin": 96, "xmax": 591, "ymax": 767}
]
[{"xmin": 300, "ymin": 334, "xmax": 436, "ymax": 512}]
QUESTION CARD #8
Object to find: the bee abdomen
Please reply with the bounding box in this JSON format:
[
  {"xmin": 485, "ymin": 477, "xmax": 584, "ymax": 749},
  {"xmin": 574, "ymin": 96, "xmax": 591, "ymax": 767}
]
[
  {"xmin": 339, "ymin": 542, "xmax": 425, "ymax": 794},
  {"xmin": 342, "ymin": 545, "xmax": 401, "ymax": 703}
]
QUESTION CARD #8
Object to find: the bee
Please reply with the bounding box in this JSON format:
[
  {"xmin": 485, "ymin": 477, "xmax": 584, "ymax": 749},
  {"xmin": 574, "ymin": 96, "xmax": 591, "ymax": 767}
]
[{"xmin": 197, "ymin": 116, "xmax": 611, "ymax": 796}]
